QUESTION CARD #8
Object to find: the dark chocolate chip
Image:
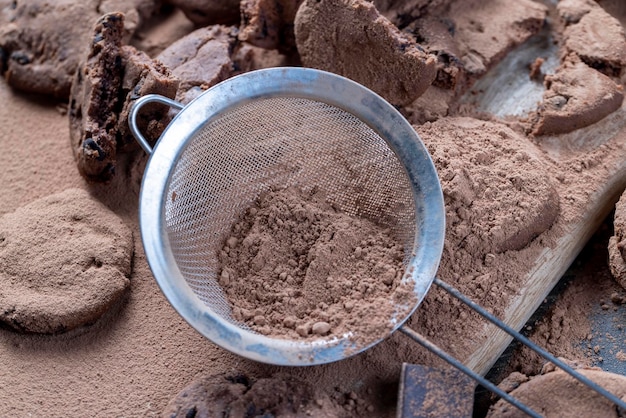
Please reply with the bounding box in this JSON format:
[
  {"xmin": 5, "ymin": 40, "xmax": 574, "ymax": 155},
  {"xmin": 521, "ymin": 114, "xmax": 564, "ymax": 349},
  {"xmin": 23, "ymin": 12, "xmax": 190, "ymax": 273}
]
[
  {"xmin": 184, "ymin": 406, "xmax": 197, "ymax": 418},
  {"xmin": 10, "ymin": 51, "xmax": 31, "ymax": 65},
  {"xmin": 83, "ymin": 138, "xmax": 106, "ymax": 161}
]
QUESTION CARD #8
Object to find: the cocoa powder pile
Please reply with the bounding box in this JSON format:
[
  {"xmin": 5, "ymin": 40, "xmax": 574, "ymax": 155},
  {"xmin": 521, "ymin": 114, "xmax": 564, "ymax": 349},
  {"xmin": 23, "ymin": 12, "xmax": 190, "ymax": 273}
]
[{"xmin": 218, "ymin": 186, "xmax": 416, "ymax": 343}]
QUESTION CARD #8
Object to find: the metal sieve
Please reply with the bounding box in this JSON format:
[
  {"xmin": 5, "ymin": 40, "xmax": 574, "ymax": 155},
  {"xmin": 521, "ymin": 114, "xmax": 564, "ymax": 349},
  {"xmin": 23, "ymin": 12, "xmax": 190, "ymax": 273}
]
[
  {"xmin": 129, "ymin": 67, "xmax": 445, "ymax": 366},
  {"xmin": 130, "ymin": 67, "xmax": 626, "ymax": 416}
]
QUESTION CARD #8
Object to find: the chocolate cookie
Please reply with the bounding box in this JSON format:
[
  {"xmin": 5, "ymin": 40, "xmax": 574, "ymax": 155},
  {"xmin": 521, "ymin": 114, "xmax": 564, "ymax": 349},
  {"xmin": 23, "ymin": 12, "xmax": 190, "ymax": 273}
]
[
  {"xmin": 69, "ymin": 12, "xmax": 178, "ymax": 182},
  {"xmin": 294, "ymin": 0, "xmax": 437, "ymax": 106},
  {"xmin": 116, "ymin": 45, "xmax": 180, "ymax": 152},
  {"xmin": 487, "ymin": 369, "xmax": 626, "ymax": 417},
  {"xmin": 0, "ymin": 0, "xmax": 158, "ymax": 99},
  {"xmin": 558, "ymin": 0, "xmax": 626, "ymax": 77},
  {"xmin": 394, "ymin": 0, "xmax": 546, "ymax": 94},
  {"xmin": 0, "ymin": 188, "xmax": 133, "ymax": 333},
  {"xmin": 162, "ymin": 372, "xmax": 346, "ymax": 417},
  {"xmin": 445, "ymin": 0, "xmax": 547, "ymax": 83},
  {"xmin": 417, "ymin": 117, "xmax": 560, "ymax": 255},
  {"xmin": 532, "ymin": 57, "xmax": 624, "ymax": 135},
  {"xmin": 157, "ymin": 25, "xmax": 252, "ymax": 104}
]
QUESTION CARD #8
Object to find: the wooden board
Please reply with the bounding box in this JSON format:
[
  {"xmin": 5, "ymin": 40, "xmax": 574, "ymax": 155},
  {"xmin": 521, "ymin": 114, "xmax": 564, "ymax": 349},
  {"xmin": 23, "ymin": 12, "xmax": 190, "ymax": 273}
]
[{"xmin": 462, "ymin": 101, "xmax": 626, "ymax": 376}]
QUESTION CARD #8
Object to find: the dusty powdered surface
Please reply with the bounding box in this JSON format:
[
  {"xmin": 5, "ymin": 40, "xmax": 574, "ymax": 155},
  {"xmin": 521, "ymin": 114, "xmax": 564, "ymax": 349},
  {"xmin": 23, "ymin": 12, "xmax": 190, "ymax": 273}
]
[
  {"xmin": 418, "ymin": 117, "xmax": 560, "ymax": 256},
  {"xmin": 474, "ymin": 220, "xmax": 626, "ymax": 416},
  {"xmin": 0, "ymin": 1, "xmax": 625, "ymax": 417},
  {"xmin": 489, "ymin": 230, "xmax": 610, "ymax": 379},
  {"xmin": 413, "ymin": 117, "xmax": 560, "ymax": 323},
  {"xmin": 219, "ymin": 186, "xmax": 415, "ymax": 343},
  {"xmin": 0, "ymin": 69, "xmax": 237, "ymax": 417},
  {"xmin": 0, "ymin": 188, "xmax": 133, "ymax": 333}
]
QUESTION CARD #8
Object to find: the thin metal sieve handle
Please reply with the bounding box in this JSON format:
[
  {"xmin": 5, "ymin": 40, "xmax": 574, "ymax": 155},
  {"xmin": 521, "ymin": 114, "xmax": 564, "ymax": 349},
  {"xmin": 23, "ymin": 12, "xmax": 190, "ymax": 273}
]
[
  {"xmin": 128, "ymin": 94, "xmax": 183, "ymax": 154},
  {"xmin": 399, "ymin": 325, "xmax": 542, "ymax": 418},
  {"xmin": 401, "ymin": 277, "xmax": 626, "ymax": 417}
]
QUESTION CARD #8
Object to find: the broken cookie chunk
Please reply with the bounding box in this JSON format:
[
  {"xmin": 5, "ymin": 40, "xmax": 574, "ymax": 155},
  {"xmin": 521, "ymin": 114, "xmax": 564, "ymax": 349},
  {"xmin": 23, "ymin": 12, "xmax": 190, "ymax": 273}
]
[
  {"xmin": 69, "ymin": 12, "xmax": 126, "ymax": 181},
  {"xmin": 294, "ymin": 0, "xmax": 437, "ymax": 106},
  {"xmin": 157, "ymin": 25, "xmax": 252, "ymax": 104},
  {"xmin": 116, "ymin": 45, "xmax": 180, "ymax": 152},
  {"xmin": 163, "ymin": 372, "xmax": 346, "ymax": 417},
  {"xmin": 558, "ymin": 0, "xmax": 626, "ymax": 77},
  {"xmin": 69, "ymin": 12, "xmax": 178, "ymax": 182},
  {"xmin": 531, "ymin": 58, "xmax": 624, "ymax": 136},
  {"xmin": 0, "ymin": 0, "xmax": 156, "ymax": 99}
]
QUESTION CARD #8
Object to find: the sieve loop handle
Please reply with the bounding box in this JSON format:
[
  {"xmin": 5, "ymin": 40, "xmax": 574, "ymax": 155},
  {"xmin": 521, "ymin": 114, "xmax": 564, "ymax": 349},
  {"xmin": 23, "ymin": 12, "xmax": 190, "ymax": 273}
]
[{"xmin": 129, "ymin": 94, "xmax": 183, "ymax": 155}]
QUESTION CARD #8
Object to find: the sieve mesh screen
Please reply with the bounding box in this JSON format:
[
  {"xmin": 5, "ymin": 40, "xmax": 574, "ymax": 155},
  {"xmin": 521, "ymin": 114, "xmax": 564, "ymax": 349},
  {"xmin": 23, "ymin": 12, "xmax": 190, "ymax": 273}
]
[{"xmin": 163, "ymin": 97, "xmax": 416, "ymax": 330}]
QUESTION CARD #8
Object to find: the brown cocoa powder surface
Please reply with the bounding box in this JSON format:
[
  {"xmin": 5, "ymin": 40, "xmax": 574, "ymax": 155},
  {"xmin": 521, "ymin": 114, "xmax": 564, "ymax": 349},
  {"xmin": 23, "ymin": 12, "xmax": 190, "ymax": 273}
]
[
  {"xmin": 487, "ymin": 369, "xmax": 626, "ymax": 418},
  {"xmin": 218, "ymin": 186, "xmax": 415, "ymax": 344},
  {"xmin": 490, "ymin": 225, "xmax": 614, "ymax": 379},
  {"xmin": 0, "ymin": 0, "xmax": 624, "ymax": 417},
  {"xmin": 473, "ymin": 218, "xmax": 626, "ymax": 418}
]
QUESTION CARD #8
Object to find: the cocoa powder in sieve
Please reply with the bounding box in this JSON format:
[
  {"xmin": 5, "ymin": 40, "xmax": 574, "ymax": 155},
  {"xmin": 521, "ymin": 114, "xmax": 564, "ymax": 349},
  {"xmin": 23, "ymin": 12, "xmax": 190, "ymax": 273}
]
[{"xmin": 218, "ymin": 186, "xmax": 416, "ymax": 345}]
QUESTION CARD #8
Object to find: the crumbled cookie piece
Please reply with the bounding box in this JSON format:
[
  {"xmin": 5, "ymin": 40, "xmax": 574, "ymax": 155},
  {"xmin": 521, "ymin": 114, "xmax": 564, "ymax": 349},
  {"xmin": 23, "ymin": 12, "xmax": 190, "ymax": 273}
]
[
  {"xmin": 157, "ymin": 25, "xmax": 251, "ymax": 104},
  {"xmin": 116, "ymin": 45, "xmax": 179, "ymax": 152},
  {"xmin": 295, "ymin": 0, "xmax": 437, "ymax": 106},
  {"xmin": 69, "ymin": 12, "xmax": 178, "ymax": 182},
  {"xmin": 557, "ymin": 0, "xmax": 595, "ymax": 25},
  {"xmin": 163, "ymin": 372, "xmax": 346, "ymax": 417},
  {"xmin": 376, "ymin": 0, "xmax": 547, "ymax": 96},
  {"xmin": 531, "ymin": 57, "xmax": 624, "ymax": 136},
  {"xmin": 558, "ymin": 0, "xmax": 626, "ymax": 77},
  {"xmin": 0, "ymin": 0, "xmax": 157, "ymax": 99},
  {"xmin": 488, "ymin": 369, "xmax": 626, "ymax": 417},
  {"xmin": 404, "ymin": 16, "xmax": 462, "ymax": 90},
  {"xmin": 529, "ymin": 57, "xmax": 545, "ymax": 81},
  {"xmin": 69, "ymin": 12, "xmax": 126, "ymax": 181},
  {"xmin": 447, "ymin": 0, "xmax": 547, "ymax": 86}
]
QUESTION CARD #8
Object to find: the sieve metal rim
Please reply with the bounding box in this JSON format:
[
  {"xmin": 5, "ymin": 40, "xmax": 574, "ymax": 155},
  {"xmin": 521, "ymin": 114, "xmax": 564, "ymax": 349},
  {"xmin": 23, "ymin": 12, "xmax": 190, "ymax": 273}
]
[{"xmin": 132, "ymin": 67, "xmax": 445, "ymax": 366}]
